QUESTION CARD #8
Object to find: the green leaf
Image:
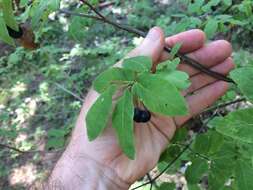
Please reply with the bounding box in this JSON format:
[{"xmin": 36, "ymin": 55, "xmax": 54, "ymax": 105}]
[
  {"xmin": 112, "ymin": 90, "xmax": 135, "ymax": 159},
  {"xmin": 170, "ymin": 43, "xmax": 182, "ymax": 58},
  {"xmin": 68, "ymin": 13, "xmax": 90, "ymax": 41},
  {"xmin": 230, "ymin": 67, "xmax": 253, "ymax": 102},
  {"xmin": 185, "ymin": 158, "xmax": 208, "ymax": 184},
  {"xmin": 235, "ymin": 160, "xmax": 253, "ymax": 190},
  {"xmin": 157, "ymin": 182, "xmax": 176, "ymax": 190},
  {"xmin": 157, "ymin": 58, "xmax": 181, "ymax": 71},
  {"xmin": 208, "ymin": 163, "xmax": 228, "ymax": 190},
  {"xmin": 0, "ymin": 16, "xmax": 15, "ymax": 46},
  {"xmin": 93, "ymin": 67, "xmax": 135, "ymax": 93},
  {"xmin": 223, "ymin": 0, "xmax": 232, "ymax": 6},
  {"xmin": 20, "ymin": 0, "xmax": 29, "ymax": 7},
  {"xmin": 46, "ymin": 137, "xmax": 65, "ymax": 149},
  {"xmin": 31, "ymin": 1, "xmax": 48, "ymax": 28},
  {"xmin": 187, "ymin": 0, "xmax": 205, "ymax": 14},
  {"xmin": 133, "ymin": 74, "xmax": 188, "ymax": 116},
  {"xmin": 193, "ymin": 130, "xmax": 224, "ymax": 155},
  {"xmin": 30, "ymin": 0, "xmax": 60, "ymax": 28},
  {"xmin": 2, "ymin": 0, "xmax": 19, "ymax": 31},
  {"xmin": 48, "ymin": 0, "xmax": 60, "ymax": 10},
  {"xmin": 122, "ymin": 56, "xmax": 152, "ymax": 72},
  {"xmin": 202, "ymin": 0, "xmax": 221, "ymax": 12},
  {"xmin": 156, "ymin": 70, "xmax": 190, "ymax": 90},
  {"xmin": 204, "ymin": 18, "xmax": 219, "ymax": 39},
  {"xmin": 188, "ymin": 184, "xmax": 201, "ymax": 190},
  {"xmin": 209, "ymin": 108, "xmax": 253, "ymax": 144},
  {"xmin": 86, "ymin": 85, "xmax": 116, "ymax": 140},
  {"xmin": 171, "ymin": 127, "xmax": 188, "ymax": 143}
]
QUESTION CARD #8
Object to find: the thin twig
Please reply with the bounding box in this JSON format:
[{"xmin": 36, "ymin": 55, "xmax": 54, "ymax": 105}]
[
  {"xmin": 0, "ymin": 143, "xmax": 64, "ymax": 155},
  {"xmin": 54, "ymin": 82, "xmax": 84, "ymax": 102},
  {"xmin": 132, "ymin": 116, "xmax": 211, "ymax": 190},
  {"xmin": 203, "ymin": 97, "xmax": 247, "ymax": 113},
  {"xmin": 80, "ymin": 0, "xmax": 107, "ymax": 20},
  {"xmin": 172, "ymin": 142, "xmax": 210, "ymax": 161},
  {"xmin": 74, "ymin": 0, "xmax": 234, "ymax": 83},
  {"xmin": 98, "ymin": 1, "xmax": 115, "ymax": 9},
  {"xmin": 146, "ymin": 173, "xmax": 153, "ymax": 190},
  {"xmin": 59, "ymin": 9, "xmax": 103, "ymax": 21},
  {"xmin": 0, "ymin": 143, "xmax": 27, "ymax": 154},
  {"xmin": 131, "ymin": 144, "xmax": 191, "ymax": 190}
]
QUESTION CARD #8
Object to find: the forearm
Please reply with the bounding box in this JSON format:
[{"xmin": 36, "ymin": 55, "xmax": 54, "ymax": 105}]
[{"xmin": 48, "ymin": 148, "xmax": 130, "ymax": 190}]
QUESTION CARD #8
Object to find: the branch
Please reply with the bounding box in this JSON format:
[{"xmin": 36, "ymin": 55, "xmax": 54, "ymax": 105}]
[
  {"xmin": 54, "ymin": 82, "xmax": 84, "ymax": 102},
  {"xmin": 59, "ymin": 9, "xmax": 103, "ymax": 21},
  {"xmin": 0, "ymin": 143, "xmax": 63, "ymax": 155},
  {"xmin": 98, "ymin": 1, "xmax": 115, "ymax": 9},
  {"xmin": 172, "ymin": 142, "xmax": 210, "ymax": 161},
  {"xmin": 0, "ymin": 143, "xmax": 27, "ymax": 154},
  {"xmin": 146, "ymin": 173, "xmax": 153, "ymax": 190},
  {"xmin": 203, "ymin": 97, "xmax": 247, "ymax": 113},
  {"xmin": 71, "ymin": 0, "xmax": 234, "ymax": 83},
  {"xmin": 131, "ymin": 143, "xmax": 191, "ymax": 190}
]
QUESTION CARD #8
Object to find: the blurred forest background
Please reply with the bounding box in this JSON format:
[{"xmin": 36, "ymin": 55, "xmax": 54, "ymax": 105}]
[{"xmin": 1, "ymin": 0, "xmax": 253, "ymax": 189}]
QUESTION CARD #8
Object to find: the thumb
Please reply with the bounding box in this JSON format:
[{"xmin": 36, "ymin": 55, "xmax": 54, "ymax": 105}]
[{"xmin": 127, "ymin": 27, "xmax": 165, "ymax": 63}]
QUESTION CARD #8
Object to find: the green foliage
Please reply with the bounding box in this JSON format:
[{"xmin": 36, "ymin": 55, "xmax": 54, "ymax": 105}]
[
  {"xmin": 204, "ymin": 18, "xmax": 218, "ymax": 38},
  {"xmin": 123, "ymin": 56, "xmax": 152, "ymax": 72},
  {"xmin": 185, "ymin": 158, "xmax": 208, "ymax": 184},
  {"xmin": 157, "ymin": 182, "xmax": 176, "ymax": 190},
  {"xmin": 0, "ymin": 16, "xmax": 14, "ymax": 45},
  {"xmin": 112, "ymin": 90, "xmax": 135, "ymax": 159},
  {"xmin": 1, "ymin": 0, "xmax": 253, "ymax": 189},
  {"xmin": 210, "ymin": 108, "xmax": 253, "ymax": 144},
  {"xmin": 86, "ymin": 85, "xmax": 116, "ymax": 141},
  {"xmin": 2, "ymin": 0, "xmax": 19, "ymax": 31},
  {"xmin": 87, "ymin": 55, "xmax": 188, "ymax": 159},
  {"xmin": 230, "ymin": 67, "xmax": 253, "ymax": 102},
  {"xmin": 133, "ymin": 74, "xmax": 188, "ymax": 115},
  {"xmin": 235, "ymin": 160, "xmax": 253, "ymax": 190},
  {"xmin": 93, "ymin": 67, "xmax": 135, "ymax": 93}
]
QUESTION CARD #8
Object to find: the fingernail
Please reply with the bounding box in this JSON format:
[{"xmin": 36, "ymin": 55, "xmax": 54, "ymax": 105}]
[{"xmin": 146, "ymin": 27, "xmax": 160, "ymax": 41}]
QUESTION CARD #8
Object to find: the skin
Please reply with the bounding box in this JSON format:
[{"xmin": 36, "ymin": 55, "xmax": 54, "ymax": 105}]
[{"xmin": 48, "ymin": 27, "xmax": 234, "ymax": 190}]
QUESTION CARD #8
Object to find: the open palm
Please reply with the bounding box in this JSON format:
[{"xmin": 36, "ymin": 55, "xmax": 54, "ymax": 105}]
[{"xmin": 62, "ymin": 27, "xmax": 234, "ymax": 188}]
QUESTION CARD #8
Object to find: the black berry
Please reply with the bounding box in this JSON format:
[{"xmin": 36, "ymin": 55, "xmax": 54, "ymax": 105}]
[
  {"xmin": 7, "ymin": 25, "xmax": 23, "ymax": 39},
  {"xmin": 133, "ymin": 108, "xmax": 151, "ymax": 123}
]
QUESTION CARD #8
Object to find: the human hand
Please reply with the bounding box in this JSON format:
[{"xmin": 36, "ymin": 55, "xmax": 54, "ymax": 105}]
[{"xmin": 49, "ymin": 27, "xmax": 234, "ymax": 190}]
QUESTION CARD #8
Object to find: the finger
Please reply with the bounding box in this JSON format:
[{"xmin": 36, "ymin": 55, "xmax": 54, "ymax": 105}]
[
  {"xmin": 159, "ymin": 29, "xmax": 206, "ymax": 61},
  {"xmin": 175, "ymin": 81, "xmax": 229, "ymax": 127},
  {"xmin": 178, "ymin": 40, "xmax": 232, "ymax": 76},
  {"xmin": 182, "ymin": 57, "xmax": 234, "ymax": 96},
  {"xmin": 127, "ymin": 27, "xmax": 165, "ymax": 63}
]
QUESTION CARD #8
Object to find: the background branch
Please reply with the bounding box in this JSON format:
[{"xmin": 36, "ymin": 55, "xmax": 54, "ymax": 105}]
[
  {"xmin": 203, "ymin": 97, "xmax": 247, "ymax": 113},
  {"xmin": 0, "ymin": 143, "xmax": 27, "ymax": 154},
  {"xmin": 63, "ymin": 0, "xmax": 235, "ymax": 83}
]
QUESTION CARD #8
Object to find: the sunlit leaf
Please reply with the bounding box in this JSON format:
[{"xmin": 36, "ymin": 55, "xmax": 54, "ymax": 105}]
[
  {"xmin": 122, "ymin": 56, "xmax": 152, "ymax": 72},
  {"xmin": 86, "ymin": 85, "xmax": 116, "ymax": 140},
  {"xmin": 93, "ymin": 67, "xmax": 135, "ymax": 93},
  {"xmin": 186, "ymin": 158, "xmax": 208, "ymax": 184},
  {"xmin": 112, "ymin": 90, "xmax": 135, "ymax": 159},
  {"xmin": 209, "ymin": 108, "xmax": 253, "ymax": 144},
  {"xmin": 0, "ymin": 16, "xmax": 15, "ymax": 46},
  {"xmin": 133, "ymin": 74, "xmax": 188, "ymax": 116},
  {"xmin": 230, "ymin": 67, "xmax": 253, "ymax": 102},
  {"xmin": 204, "ymin": 18, "xmax": 219, "ymax": 38}
]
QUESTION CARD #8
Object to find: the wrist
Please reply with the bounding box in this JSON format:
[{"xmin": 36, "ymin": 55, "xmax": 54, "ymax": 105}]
[{"xmin": 48, "ymin": 148, "xmax": 130, "ymax": 190}]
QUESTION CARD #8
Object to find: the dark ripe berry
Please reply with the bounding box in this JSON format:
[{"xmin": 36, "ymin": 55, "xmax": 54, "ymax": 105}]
[
  {"xmin": 140, "ymin": 109, "xmax": 151, "ymax": 122},
  {"xmin": 133, "ymin": 107, "xmax": 151, "ymax": 123},
  {"xmin": 134, "ymin": 108, "xmax": 142, "ymax": 123},
  {"xmin": 7, "ymin": 25, "xmax": 23, "ymax": 39}
]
